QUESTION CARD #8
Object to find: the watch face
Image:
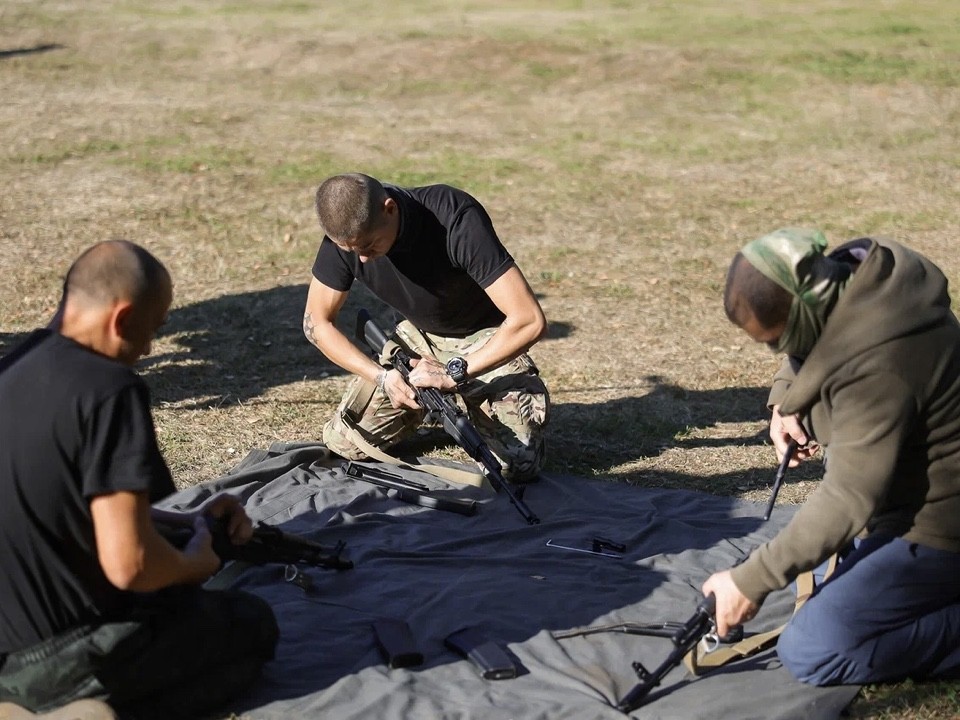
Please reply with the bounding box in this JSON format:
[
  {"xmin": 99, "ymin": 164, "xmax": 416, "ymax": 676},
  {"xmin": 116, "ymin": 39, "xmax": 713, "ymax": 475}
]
[{"xmin": 446, "ymin": 356, "xmax": 468, "ymax": 382}]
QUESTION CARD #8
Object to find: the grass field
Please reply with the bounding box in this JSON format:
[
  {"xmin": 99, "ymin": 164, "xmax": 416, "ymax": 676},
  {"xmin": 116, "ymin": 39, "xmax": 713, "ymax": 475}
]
[{"xmin": 2, "ymin": 1, "xmax": 960, "ymax": 717}]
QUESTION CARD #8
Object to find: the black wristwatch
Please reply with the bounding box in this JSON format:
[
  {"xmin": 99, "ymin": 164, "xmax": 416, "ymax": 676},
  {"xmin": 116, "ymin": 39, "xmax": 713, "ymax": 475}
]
[{"xmin": 445, "ymin": 356, "xmax": 469, "ymax": 385}]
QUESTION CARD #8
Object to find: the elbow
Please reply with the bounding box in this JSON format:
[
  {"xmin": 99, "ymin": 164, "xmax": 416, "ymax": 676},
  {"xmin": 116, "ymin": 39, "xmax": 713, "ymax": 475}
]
[
  {"xmin": 526, "ymin": 308, "xmax": 547, "ymax": 347},
  {"xmin": 302, "ymin": 311, "xmax": 318, "ymax": 347},
  {"xmin": 100, "ymin": 554, "xmax": 148, "ymax": 591}
]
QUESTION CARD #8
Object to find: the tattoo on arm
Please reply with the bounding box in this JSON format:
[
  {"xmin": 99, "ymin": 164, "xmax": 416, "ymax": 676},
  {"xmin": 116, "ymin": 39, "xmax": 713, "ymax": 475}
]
[{"xmin": 303, "ymin": 311, "xmax": 319, "ymax": 347}]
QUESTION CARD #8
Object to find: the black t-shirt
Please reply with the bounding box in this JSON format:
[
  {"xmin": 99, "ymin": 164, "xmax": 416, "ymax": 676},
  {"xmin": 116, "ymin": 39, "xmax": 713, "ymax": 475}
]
[
  {"xmin": 312, "ymin": 184, "xmax": 515, "ymax": 336},
  {"xmin": 0, "ymin": 330, "xmax": 174, "ymax": 654}
]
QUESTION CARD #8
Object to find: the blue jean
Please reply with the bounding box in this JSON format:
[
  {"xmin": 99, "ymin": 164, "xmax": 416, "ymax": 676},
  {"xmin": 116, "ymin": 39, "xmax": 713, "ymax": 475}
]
[{"xmin": 778, "ymin": 534, "xmax": 960, "ymax": 685}]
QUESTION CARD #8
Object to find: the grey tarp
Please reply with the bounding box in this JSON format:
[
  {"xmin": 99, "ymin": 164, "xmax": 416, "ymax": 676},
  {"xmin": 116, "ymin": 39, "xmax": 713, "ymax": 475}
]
[{"xmin": 156, "ymin": 442, "xmax": 860, "ymax": 720}]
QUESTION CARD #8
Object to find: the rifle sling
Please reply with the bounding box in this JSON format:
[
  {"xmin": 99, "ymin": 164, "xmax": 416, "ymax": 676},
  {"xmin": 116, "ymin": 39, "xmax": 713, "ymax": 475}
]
[{"xmin": 683, "ymin": 552, "xmax": 839, "ymax": 675}]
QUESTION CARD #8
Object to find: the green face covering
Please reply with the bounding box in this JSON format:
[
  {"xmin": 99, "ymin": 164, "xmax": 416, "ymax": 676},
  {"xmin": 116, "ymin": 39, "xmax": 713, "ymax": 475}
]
[{"xmin": 740, "ymin": 228, "xmax": 851, "ymax": 358}]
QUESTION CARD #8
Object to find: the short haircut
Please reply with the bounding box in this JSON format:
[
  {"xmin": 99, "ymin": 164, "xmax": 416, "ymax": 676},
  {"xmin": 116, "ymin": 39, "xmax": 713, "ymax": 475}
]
[
  {"xmin": 314, "ymin": 173, "xmax": 388, "ymax": 243},
  {"xmin": 723, "ymin": 252, "xmax": 793, "ymax": 330},
  {"xmin": 63, "ymin": 240, "xmax": 169, "ymax": 309}
]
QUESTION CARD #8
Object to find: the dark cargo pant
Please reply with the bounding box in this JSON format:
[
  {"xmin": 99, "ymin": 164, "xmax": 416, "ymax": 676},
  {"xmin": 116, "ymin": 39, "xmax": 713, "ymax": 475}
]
[
  {"xmin": 323, "ymin": 321, "xmax": 550, "ymax": 482},
  {"xmin": 0, "ymin": 587, "xmax": 278, "ymax": 719},
  {"xmin": 778, "ymin": 534, "xmax": 960, "ymax": 685}
]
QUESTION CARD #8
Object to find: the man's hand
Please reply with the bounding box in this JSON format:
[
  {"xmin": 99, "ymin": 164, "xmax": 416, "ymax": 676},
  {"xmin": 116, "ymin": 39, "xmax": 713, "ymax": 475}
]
[
  {"xmin": 381, "ymin": 367, "xmax": 420, "ymax": 409},
  {"xmin": 204, "ymin": 493, "xmax": 254, "ymax": 545},
  {"xmin": 702, "ymin": 570, "xmax": 760, "ymax": 638},
  {"xmin": 407, "ymin": 356, "xmax": 457, "ymax": 391},
  {"xmin": 182, "ymin": 516, "xmax": 222, "ymax": 576},
  {"xmin": 770, "ymin": 405, "xmax": 819, "ymax": 467}
]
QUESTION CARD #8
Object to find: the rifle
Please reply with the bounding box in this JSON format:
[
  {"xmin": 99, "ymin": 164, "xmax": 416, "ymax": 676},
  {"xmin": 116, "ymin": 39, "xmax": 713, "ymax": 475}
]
[
  {"xmin": 355, "ymin": 309, "xmax": 540, "ymax": 525},
  {"xmin": 616, "ymin": 593, "xmax": 717, "ymax": 712},
  {"xmin": 763, "ymin": 439, "xmax": 798, "ymax": 521},
  {"xmin": 154, "ymin": 508, "xmax": 353, "ymax": 571}
]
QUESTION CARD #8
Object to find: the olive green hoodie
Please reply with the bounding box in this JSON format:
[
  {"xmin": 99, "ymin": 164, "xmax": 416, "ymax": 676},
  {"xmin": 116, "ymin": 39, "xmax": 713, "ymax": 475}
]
[{"xmin": 732, "ymin": 238, "xmax": 960, "ymax": 603}]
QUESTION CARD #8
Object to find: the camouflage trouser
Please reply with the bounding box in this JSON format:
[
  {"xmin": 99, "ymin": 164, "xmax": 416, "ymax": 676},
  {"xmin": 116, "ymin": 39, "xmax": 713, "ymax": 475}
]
[{"xmin": 323, "ymin": 321, "xmax": 550, "ymax": 482}]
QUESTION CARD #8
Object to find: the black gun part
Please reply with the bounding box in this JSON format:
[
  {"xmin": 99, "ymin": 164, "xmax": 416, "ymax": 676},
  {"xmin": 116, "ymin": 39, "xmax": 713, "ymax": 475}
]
[
  {"xmin": 763, "ymin": 439, "xmax": 798, "ymax": 521},
  {"xmin": 158, "ymin": 515, "xmax": 353, "ymax": 571},
  {"xmin": 616, "ymin": 593, "xmax": 716, "ymax": 713},
  {"xmin": 356, "ymin": 309, "xmax": 540, "ymax": 525},
  {"xmin": 373, "ymin": 619, "xmax": 424, "ymax": 669},
  {"xmin": 343, "ymin": 461, "xmax": 478, "ymax": 517},
  {"xmin": 444, "ymin": 627, "xmax": 518, "ymax": 680},
  {"xmin": 236, "ymin": 524, "xmax": 354, "ymax": 570}
]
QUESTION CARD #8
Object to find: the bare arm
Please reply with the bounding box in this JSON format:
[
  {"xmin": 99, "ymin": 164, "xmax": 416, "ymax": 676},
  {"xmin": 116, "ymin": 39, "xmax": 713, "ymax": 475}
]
[
  {"xmin": 150, "ymin": 492, "xmax": 254, "ymax": 545},
  {"xmin": 303, "ymin": 277, "xmax": 417, "ymax": 409},
  {"xmin": 91, "ymin": 491, "xmax": 221, "ymax": 592},
  {"xmin": 408, "ymin": 265, "xmax": 546, "ymax": 389}
]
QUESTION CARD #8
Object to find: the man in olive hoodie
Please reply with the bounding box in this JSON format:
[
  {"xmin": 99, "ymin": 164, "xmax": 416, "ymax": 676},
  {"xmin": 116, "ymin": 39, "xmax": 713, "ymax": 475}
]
[{"xmin": 703, "ymin": 228, "xmax": 960, "ymax": 685}]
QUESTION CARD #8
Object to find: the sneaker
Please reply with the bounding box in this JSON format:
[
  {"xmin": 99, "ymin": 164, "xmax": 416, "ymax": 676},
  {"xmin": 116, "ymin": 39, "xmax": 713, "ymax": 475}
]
[{"xmin": 0, "ymin": 700, "xmax": 117, "ymax": 720}]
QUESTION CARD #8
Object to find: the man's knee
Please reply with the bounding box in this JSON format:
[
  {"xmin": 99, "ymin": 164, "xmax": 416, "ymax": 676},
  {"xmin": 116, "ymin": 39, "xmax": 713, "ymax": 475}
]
[
  {"xmin": 777, "ymin": 603, "xmax": 865, "ymax": 685},
  {"xmin": 321, "ymin": 419, "xmax": 368, "ymax": 460},
  {"xmin": 217, "ymin": 590, "xmax": 279, "ymax": 661},
  {"xmin": 238, "ymin": 592, "xmax": 279, "ymax": 658},
  {"xmin": 500, "ymin": 438, "xmax": 546, "ymax": 482}
]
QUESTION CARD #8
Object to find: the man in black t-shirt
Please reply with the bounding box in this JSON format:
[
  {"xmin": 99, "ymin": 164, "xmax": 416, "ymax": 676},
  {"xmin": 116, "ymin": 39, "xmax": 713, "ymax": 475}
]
[
  {"xmin": 304, "ymin": 173, "xmax": 550, "ymax": 482},
  {"xmin": 0, "ymin": 241, "xmax": 278, "ymax": 719}
]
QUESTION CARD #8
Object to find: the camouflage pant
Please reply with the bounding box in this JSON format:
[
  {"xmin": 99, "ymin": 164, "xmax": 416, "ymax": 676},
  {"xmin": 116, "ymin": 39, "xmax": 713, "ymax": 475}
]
[{"xmin": 323, "ymin": 321, "xmax": 550, "ymax": 482}]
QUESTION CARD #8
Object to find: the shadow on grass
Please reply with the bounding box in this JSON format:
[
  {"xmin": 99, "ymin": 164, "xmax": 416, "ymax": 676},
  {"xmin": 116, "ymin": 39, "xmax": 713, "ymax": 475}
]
[
  {"xmin": 138, "ymin": 283, "xmax": 580, "ymax": 410},
  {"xmin": 141, "ymin": 283, "xmax": 396, "ymax": 408},
  {"xmin": 547, "ymin": 378, "xmax": 782, "ymax": 472}
]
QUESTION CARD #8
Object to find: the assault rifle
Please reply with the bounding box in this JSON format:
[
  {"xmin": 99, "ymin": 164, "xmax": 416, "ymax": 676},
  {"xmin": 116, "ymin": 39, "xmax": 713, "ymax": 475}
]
[
  {"xmin": 154, "ymin": 506, "xmax": 353, "ymax": 571},
  {"xmin": 355, "ymin": 309, "xmax": 540, "ymax": 525},
  {"xmin": 616, "ymin": 593, "xmax": 717, "ymax": 712}
]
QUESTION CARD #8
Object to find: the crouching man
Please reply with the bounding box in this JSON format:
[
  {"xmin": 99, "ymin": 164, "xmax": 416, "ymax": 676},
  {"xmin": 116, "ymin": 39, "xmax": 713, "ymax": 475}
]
[
  {"xmin": 0, "ymin": 241, "xmax": 278, "ymax": 719},
  {"xmin": 705, "ymin": 228, "xmax": 960, "ymax": 686}
]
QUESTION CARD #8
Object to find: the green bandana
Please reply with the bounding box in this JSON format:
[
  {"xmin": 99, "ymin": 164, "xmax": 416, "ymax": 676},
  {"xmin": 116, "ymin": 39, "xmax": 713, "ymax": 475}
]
[{"xmin": 741, "ymin": 227, "xmax": 851, "ymax": 358}]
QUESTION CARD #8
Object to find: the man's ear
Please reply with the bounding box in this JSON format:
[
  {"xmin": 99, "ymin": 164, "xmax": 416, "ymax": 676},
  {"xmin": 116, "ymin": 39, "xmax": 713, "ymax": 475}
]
[{"xmin": 110, "ymin": 301, "xmax": 136, "ymax": 342}]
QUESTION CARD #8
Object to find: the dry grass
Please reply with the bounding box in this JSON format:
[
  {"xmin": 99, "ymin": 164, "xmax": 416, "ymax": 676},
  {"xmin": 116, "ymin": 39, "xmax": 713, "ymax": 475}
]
[{"xmin": 2, "ymin": 1, "xmax": 960, "ymax": 716}]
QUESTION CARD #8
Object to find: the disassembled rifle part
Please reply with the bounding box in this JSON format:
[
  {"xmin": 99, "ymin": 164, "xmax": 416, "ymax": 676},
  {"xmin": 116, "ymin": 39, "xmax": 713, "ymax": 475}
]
[
  {"xmin": 343, "ymin": 461, "xmax": 478, "ymax": 517},
  {"xmin": 763, "ymin": 438, "xmax": 799, "ymax": 521},
  {"xmin": 545, "ymin": 536, "xmax": 627, "ymax": 559},
  {"xmin": 283, "ymin": 564, "xmax": 314, "ymax": 593},
  {"xmin": 444, "ymin": 627, "xmax": 518, "ymax": 680}
]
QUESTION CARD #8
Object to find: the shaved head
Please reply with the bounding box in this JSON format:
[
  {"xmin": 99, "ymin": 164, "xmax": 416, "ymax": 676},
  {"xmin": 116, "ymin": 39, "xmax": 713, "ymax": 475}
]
[
  {"xmin": 314, "ymin": 173, "xmax": 388, "ymax": 243},
  {"xmin": 724, "ymin": 251, "xmax": 792, "ymax": 331},
  {"xmin": 64, "ymin": 240, "xmax": 170, "ymax": 310},
  {"xmin": 58, "ymin": 240, "xmax": 172, "ymax": 365}
]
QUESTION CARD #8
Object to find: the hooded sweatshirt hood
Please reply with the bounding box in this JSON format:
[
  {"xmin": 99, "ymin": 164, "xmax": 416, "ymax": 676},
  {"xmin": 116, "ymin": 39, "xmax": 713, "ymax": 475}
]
[{"xmin": 780, "ymin": 237, "xmax": 954, "ymax": 416}]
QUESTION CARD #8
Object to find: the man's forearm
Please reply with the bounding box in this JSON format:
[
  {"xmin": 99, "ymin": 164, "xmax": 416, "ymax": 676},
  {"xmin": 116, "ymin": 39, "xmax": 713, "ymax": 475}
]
[
  {"xmin": 304, "ymin": 310, "xmax": 382, "ymax": 382},
  {"xmin": 461, "ymin": 314, "xmax": 545, "ymax": 377}
]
